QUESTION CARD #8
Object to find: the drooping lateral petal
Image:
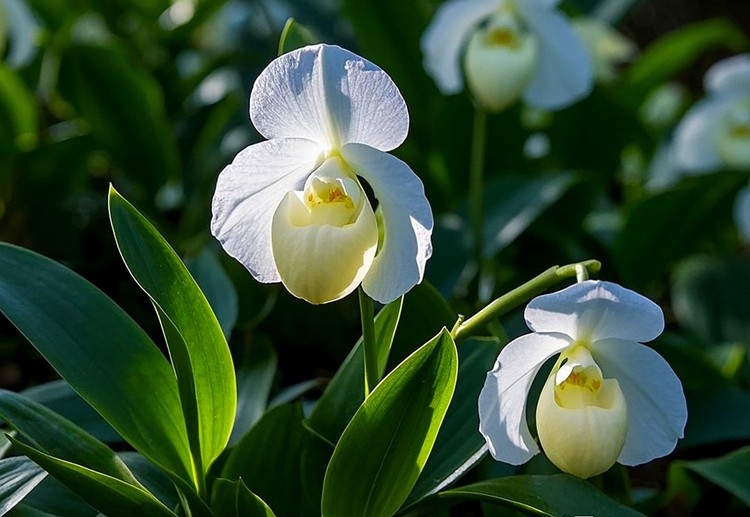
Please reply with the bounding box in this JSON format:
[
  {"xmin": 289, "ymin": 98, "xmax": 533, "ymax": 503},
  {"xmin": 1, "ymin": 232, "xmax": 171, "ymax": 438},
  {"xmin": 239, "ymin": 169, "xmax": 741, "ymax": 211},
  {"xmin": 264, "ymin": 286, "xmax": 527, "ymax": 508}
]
[
  {"xmin": 478, "ymin": 333, "xmax": 569, "ymax": 465},
  {"xmin": 211, "ymin": 138, "xmax": 321, "ymax": 283},
  {"xmin": 515, "ymin": 1, "xmax": 593, "ymax": 110},
  {"xmin": 525, "ymin": 281, "xmax": 664, "ymax": 343},
  {"xmin": 250, "ymin": 44, "xmax": 409, "ymax": 152},
  {"xmin": 704, "ymin": 54, "xmax": 750, "ymax": 94},
  {"xmin": 341, "ymin": 143, "xmax": 433, "ymax": 304},
  {"xmin": 420, "ymin": 0, "xmax": 497, "ymax": 94},
  {"xmin": 672, "ymin": 96, "xmax": 730, "ymax": 173},
  {"xmin": 593, "ymin": 338, "xmax": 687, "ymax": 466},
  {"xmin": 733, "ymin": 184, "xmax": 750, "ymax": 243}
]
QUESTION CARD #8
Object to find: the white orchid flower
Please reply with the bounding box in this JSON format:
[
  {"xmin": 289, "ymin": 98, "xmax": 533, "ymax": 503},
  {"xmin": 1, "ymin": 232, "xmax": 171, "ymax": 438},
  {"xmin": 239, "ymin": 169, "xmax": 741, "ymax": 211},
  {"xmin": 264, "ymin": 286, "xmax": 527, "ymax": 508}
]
[
  {"xmin": 478, "ymin": 280, "xmax": 687, "ymax": 479},
  {"xmin": 421, "ymin": 0, "xmax": 593, "ymax": 112},
  {"xmin": 211, "ymin": 44, "xmax": 433, "ymax": 305},
  {"xmin": 572, "ymin": 17, "xmax": 637, "ymax": 83},
  {"xmin": 673, "ymin": 54, "xmax": 750, "ymax": 172}
]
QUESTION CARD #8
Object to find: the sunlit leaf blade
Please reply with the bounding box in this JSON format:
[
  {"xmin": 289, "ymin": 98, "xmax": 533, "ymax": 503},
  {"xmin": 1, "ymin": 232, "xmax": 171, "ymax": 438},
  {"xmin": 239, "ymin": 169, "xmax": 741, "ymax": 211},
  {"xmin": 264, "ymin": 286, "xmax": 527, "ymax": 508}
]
[
  {"xmin": 0, "ymin": 457, "xmax": 47, "ymax": 516},
  {"xmin": 210, "ymin": 478, "xmax": 276, "ymax": 517},
  {"xmin": 277, "ymin": 18, "xmax": 318, "ymax": 56},
  {"xmin": 230, "ymin": 338, "xmax": 277, "ymax": 445},
  {"xmin": 185, "ymin": 248, "xmax": 239, "ymax": 339},
  {"xmin": 222, "ymin": 404, "xmax": 316, "ymax": 517},
  {"xmin": 681, "ymin": 447, "xmax": 750, "ymax": 506},
  {"xmin": 0, "ymin": 390, "xmax": 138, "ymax": 486},
  {"xmin": 109, "ymin": 187, "xmax": 236, "ymax": 476},
  {"xmin": 405, "ymin": 337, "xmax": 502, "ymax": 506},
  {"xmin": 438, "ymin": 475, "xmax": 644, "ymax": 516},
  {"xmin": 0, "ymin": 243, "xmax": 192, "ymax": 484},
  {"xmin": 9, "ymin": 439, "xmax": 176, "ymax": 517},
  {"xmin": 321, "ymin": 329, "xmax": 458, "ymax": 517}
]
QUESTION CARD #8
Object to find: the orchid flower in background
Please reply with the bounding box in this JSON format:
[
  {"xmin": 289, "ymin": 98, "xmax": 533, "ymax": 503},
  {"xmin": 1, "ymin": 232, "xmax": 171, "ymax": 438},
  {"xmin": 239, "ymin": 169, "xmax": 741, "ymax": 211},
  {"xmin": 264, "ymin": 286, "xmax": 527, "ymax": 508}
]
[
  {"xmin": 421, "ymin": 0, "xmax": 593, "ymax": 112},
  {"xmin": 478, "ymin": 280, "xmax": 687, "ymax": 479},
  {"xmin": 211, "ymin": 44, "xmax": 433, "ymax": 305},
  {"xmin": 673, "ymin": 53, "xmax": 750, "ymax": 173},
  {"xmin": 572, "ymin": 17, "xmax": 637, "ymax": 83}
]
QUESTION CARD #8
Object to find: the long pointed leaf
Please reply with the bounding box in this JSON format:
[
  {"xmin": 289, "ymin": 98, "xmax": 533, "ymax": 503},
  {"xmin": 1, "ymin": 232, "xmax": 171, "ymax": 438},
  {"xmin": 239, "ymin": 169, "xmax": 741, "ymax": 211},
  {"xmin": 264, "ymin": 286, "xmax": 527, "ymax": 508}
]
[
  {"xmin": 322, "ymin": 329, "xmax": 458, "ymax": 517},
  {"xmin": 0, "ymin": 243, "xmax": 192, "ymax": 484},
  {"xmin": 210, "ymin": 479, "xmax": 276, "ymax": 517},
  {"xmin": 0, "ymin": 457, "xmax": 47, "ymax": 515},
  {"xmin": 109, "ymin": 187, "xmax": 236, "ymax": 476}
]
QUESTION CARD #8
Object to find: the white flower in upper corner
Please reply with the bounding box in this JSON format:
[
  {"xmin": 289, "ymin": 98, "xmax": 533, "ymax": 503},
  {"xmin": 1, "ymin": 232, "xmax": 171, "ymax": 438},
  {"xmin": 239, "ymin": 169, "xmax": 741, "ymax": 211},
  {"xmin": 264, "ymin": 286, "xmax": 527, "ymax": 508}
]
[
  {"xmin": 478, "ymin": 280, "xmax": 687, "ymax": 479},
  {"xmin": 673, "ymin": 54, "xmax": 750, "ymax": 173},
  {"xmin": 572, "ymin": 17, "xmax": 637, "ymax": 83},
  {"xmin": 421, "ymin": 0, "xmax": 593, "ymax": 112},
  {"xmin": 211, "ymin": 44, "xmax": 433, "ymax": 305}
]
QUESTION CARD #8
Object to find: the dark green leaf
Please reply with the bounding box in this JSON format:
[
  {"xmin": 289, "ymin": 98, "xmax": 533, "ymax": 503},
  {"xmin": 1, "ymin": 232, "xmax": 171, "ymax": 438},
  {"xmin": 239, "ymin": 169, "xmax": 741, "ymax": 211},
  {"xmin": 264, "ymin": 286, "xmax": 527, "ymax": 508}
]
[
  {"xmin": 109, "ymin": 187, "xmax": 236, "ymax": 476},
  {"xmin": 210, "ymin": 478, "xmax": 276, "ymax": 517},
  {"xmin": 0, "ymin": 243, "xmax": 192, "ymax": 484},
  {"xmin": 230, "ymin": 338, "xmax": 277, "ymax": 445},
  {"xmin": 185, "ymin": 248, "xmax": 239, "ymax": 339},
  {"xmin": 0, "ymin": 65, "xmax": 37, "ymax": 154},
  {"xmin": 119, "ymin": 453, "xmax": 179, "ymax": 511},
  {"xmin": 321, "ymin": 329, "xmax": 458, "ymax": 517},
  {"xmin": 682, "ymin": 389, "xmax": 750, "ymax": 449},
  {"xmin": 680, "ymin": 447, "xmax": 750, "ymax": 506},
  {"xmin": 0, "ymin": 457, "xmax": 47, "ymax": 515},
  {"xmin": 277, "ymin": 18, "xmax": 319, "ymax": 55}
]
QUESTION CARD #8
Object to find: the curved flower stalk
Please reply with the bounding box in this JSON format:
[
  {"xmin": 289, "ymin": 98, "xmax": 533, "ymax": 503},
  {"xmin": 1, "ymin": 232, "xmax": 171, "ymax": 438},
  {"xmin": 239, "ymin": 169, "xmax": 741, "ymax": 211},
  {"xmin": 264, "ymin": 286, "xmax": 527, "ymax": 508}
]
[
  {"xmin": 572, "ymin": 17, "xmax": 637, "ymax": 83},
  {"xmin": 478, "ymin": 280, "xmax": 687, "ymax": 479},
  {"xmin": 673, "ymin": 54, "xmax": 750, "ymax": 173},
  {"xmin": 421, "ymin": 0, "xmax": 593, "ymax": 112},
  {"xmin": 211, "ymin": 44, "xmax": 433, "ymax": 305}
]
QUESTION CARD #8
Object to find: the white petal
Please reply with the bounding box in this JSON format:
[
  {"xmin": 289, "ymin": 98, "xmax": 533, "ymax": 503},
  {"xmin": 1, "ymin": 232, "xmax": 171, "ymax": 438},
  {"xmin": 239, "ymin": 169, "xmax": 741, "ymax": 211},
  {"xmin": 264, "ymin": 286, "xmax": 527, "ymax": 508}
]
[
  {"xmin": 515, "ymin": 1, "xmax": 593, "ymax": 110},
  {"xmin": 478, "ymin": 333, "xmax": 569, "ymax": 465},
  {"xmin": 734, "ymin": 184, "xmax": 750, "ymax": 243},
  {"xmin": 341, "ymin": 143, "xmax": 433, "ymax": 304},
  {"xmin": 420, "ymin": 0, "xmax": 497, "ymax": 94},
  {"xmin": 211, "ymin": 138, "xmax": 321, "ymax": 283},
  {"xmin": 525, "ymin": 280, "xmax": 664, "ymax": 343},
  {"xmin": 672, "ymin": 96, "xmax": 730, "ymax": 173},
  {"xmin": 593, "ymin": 339, "xmax": 687, "ymax": 466},
  {"xmin": 250, "ymin": 44, "xmax": 408, "ymax": 152},
  {"xmin": 704, "ymin": 54, "xmax": 750, "ymax": 95}
]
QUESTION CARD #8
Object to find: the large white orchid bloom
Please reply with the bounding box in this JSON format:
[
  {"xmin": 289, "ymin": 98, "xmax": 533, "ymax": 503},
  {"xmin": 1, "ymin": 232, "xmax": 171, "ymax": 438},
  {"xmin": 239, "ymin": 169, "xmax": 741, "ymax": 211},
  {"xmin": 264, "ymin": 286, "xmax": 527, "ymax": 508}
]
[
  {"xmin": 421, "ymin": 0, "xmax": 593, "ymax": 111},
  {"xmin": 673, "ymin": 54, "xmax": 750, "ymax": 173},
  {"xmin": 478, "ymin": 280, "xmax": 687, "ymax": 479},
  {"xmin": 211, "ymin": 44, "xmax": 433, "ymax": 305}
]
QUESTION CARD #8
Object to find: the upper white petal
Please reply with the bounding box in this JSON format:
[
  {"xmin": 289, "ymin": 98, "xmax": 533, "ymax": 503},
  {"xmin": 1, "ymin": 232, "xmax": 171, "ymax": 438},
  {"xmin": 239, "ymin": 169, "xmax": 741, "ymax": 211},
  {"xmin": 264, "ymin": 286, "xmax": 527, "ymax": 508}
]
[
  {"xmin": 672, "ymin": 95, "xmax": 731, "ymax": 173},
  {"xmin": 593, "ymin": 338, "xmax": 687, "ymax": 466},
  {"xmin": 250, "ymin": 44, "xmax": 408, "ymax": 151},
  {"xmin": 211, "ymin": 138, "xmax": 321, "ymax": 283},
  {"xmin": 704, "ymin": 54, "xmax": 750, "ymax": 95},
  {"xmin": 478, "ymin": 333, "xmax": 569, "ymax": 465},
  {"xmin": 515, "ymin": 0, "xmax": 593, "ymax": 110},
  {"xmin": 734, "ymin": 184, "xmax": 750, "ymax": 243},
  {"xmin": 525, "ymin": 280, "xmax": 664, "ymax": 343},
  {"xmin": 341, "ymin": 143, "xmax": 433, "ymax": 304},
  {"xmin": 421, "ymin": 0, "xmax": 497, "ymax": 94}
]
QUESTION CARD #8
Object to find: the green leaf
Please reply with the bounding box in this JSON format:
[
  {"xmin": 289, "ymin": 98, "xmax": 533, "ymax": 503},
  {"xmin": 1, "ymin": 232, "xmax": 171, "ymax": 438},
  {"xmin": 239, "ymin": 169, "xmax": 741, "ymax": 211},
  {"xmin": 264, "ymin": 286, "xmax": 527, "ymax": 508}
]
[
  {"xmin": 0, "ymin": 457, "xmax": 47, "ymax": 515},
  {"xmin": 109, "ymin": 187, "xmax": 236, "ymax": 477},
  {"xmin": 682, "ymin": 389, "xmax": 750, "ymax": 449},
  {"xmin": 625, "ymin": 19, "xmax": 750, "ymax": 102},
  {"xmin": 321, "ymin": 329, "xmax": 458, "ymax": 517},
  {"xmin": 211, "ymin": 479, "xmax": 276, "ymax": 517},
  {"xmin": 0, "ymin": 65, "xmax": 37, "ymax": 154},
  {"xmin": 405, "ymin": 337, "xmax": 502, "ymax": 507},
  {"xmin": 277, "ymin": 18, "xmax": 318, "ymax": 55},
  {"xmin": 119, "ymin": 453, "xmax": 179, "ymax": 511},
  {"xmin": 680, "ymin": 447, "xmax": 750, "ymax": 506},
  {"xmin": 0, "ymin": 243, "xmax": 192, "ymax": 484},
  {"xmin": 11, "ymin": 476, "xmax": 96, "ymax": 516},
  {"xmin": 438, "ymin": 475, "xmax": 644, "ymax": 516},
  {"xmin": 9, "ymin": 439, "xmax": 176, "ymax": 517},
  {"xmin": 185, "ymin": 248, "xmax": 239, "ymax": 339},
  {"xmin": 222, "ymin": 404, "xmax": 316, "ymax": 517},
  {"xmin": 230, "ymin": 338, "xmax": 278, "ymax": 445},
  {"xmin": 0, "ymin": 390, "xmax": 138, "ymax": 486}
]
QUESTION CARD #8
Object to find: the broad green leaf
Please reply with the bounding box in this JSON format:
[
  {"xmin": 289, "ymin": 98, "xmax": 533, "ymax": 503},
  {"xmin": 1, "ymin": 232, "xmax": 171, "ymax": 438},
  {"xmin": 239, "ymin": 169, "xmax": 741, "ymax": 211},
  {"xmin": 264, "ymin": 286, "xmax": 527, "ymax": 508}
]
[
  {"xmin": 307, "ymin": 296, "xmax": 406, "ymax": 444},
  {"xmin": 9, "ymin": 439, "xmax": 176, "ymax": 517},
  {"xmin": 222, "ymin": 404, "xmax": 316, "ymax": 517},
  {"xmin": 405, "ymin": 337, "xmax": 502, "ymax": 507},
  {"xmin": 682, "ymin": 389, "xmax": 750, "ymax": 449},
  {"xmin": 230, "ymin": 338, "xmax": 278, "ymax": 445},
  {"xmin": 119, "ymin": 453, "xmax": 178, "ymax": 511},
  {"xmin": 11, "ymin": 476, "xmax": 96, "ymax": 516},
  {"xmin": 679, "ymin": 447, "xmax": 750, "ymax": 506},
  {"xmin": 109, "ymin": 187, "xmax": 236, "ymax": 476},
  {"xmin": 0, "ymin": 457, "xmax": 47, "ymax": 515},
  {"xmin": 0, "ymin": 390, "xmax": 138, "ymax": 486},
  {"xmin": 186, "ymin": 248, "xmax": 239, "ymax": 339},
  {"xmin": 22, "ymin": 381, "xmax": 120, "ymax": 444},
  {"xmin": 321, "ymin": 329, "xmax": 458, "ymax": 517},
  {"xmin": 210, "ymin": 479, "xmax": 276, "ymax": 517},
  {"xmin": 438, "ymin": 475, "xmax": 644, "ymax": 516},
  {"xmin": 6, "ymin": 504, "xmax": 60, "ymax": 517},
  {"xmin": 0, "ymin": 243, "xmax": 192, "ymax": 484},
  {"xmin": 625, "ymin": 19, "xmax": 749, "ymax": 102},
  {"xmin": 277, "ymin": 18, "xmax": 318, "ymax": 55}
]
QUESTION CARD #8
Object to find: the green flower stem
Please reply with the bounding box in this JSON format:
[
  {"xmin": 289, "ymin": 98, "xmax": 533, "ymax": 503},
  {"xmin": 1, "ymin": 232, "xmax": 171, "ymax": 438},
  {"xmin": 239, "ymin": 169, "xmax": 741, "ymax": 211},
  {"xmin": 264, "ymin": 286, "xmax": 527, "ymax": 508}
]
[
  {"xmin": 469, "ymin": 107, "xmax": 487, "ymax": 276},
  {"xmin": 451, "ymin": 260, "xmax": 602, "ymax": 342},
  {"xmin": 359, "ymin": 287, "xmax": 378, "ymax": 397}
]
